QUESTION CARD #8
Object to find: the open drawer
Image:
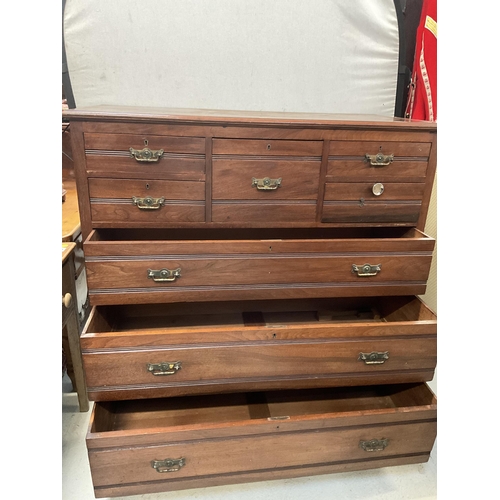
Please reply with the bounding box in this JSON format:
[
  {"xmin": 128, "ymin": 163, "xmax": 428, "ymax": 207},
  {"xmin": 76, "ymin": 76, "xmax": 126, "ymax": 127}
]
[
  {"xmin": 87, "ymin": 383, "xmax": 437, "ymax": 498},
  {"xmin": 81, "ymin": 296, "xmax": 437, "ymax": 401},
  {"xmin": 83, "ymin": 227, "xmax": 435, "ymax": 305}
]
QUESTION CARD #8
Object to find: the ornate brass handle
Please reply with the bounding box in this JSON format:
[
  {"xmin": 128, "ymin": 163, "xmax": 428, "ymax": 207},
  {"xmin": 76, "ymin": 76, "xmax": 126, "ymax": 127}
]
[
  {"xmin": 365, "ymin": 153, "xmax": 394, "ymax": 166},
  {"xmin": 251, "ymin": 177, "xmax": 282, "ymax": 190},
  {"xmin": 352, "ymin": 264, "xmax": 381, "ymax": 277},
  {"xmin": 359, "ymin": 439, "xmax": 389, "ymax": 452},
  {"xmin": 129, "ymin": 146, "xmax": 164, "ymax": 162},
  {"xmin": 147, "ymin": 361, "xmax": 182, "ymax": 376},
  {"xmin": 358, "ymin": 352, "xmax": 389, "ymax": 365},
  {"xmin": 151, "ymin": 458, "xmax": 186, "ymax": 473},
  {"xmin": 132, "ymin": 196, "xmax": 165, "ymax": 210},
  {"xmin": 147, "ymin": 268, "xmax": 181, "ymax": 282}
]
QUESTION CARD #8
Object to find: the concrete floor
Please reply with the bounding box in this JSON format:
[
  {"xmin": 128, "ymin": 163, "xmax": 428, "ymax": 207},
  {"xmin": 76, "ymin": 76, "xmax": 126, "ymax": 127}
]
[{"xmin": 62, "ymin": 375, "xmax": 437, "ymax": 500}]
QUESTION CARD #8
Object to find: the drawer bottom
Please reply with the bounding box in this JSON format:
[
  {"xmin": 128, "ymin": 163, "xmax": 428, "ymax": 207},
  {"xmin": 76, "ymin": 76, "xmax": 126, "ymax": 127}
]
[{"xmin": 87, "ymin": 383, "xmax": 437, "ymax": 497}]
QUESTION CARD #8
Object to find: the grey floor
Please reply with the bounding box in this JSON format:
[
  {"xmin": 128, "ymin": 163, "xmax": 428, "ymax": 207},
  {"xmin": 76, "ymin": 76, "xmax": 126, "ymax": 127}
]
[{"xmin": 62, "ymin": 375, "xmax": 437, "ymax": 500}]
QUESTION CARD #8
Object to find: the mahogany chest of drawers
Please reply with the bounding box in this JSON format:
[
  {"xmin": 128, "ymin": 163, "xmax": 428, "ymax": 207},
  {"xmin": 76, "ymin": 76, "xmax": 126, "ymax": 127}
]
[{"xmin": 65, "ymin": 106, "xmax": 437, "ymax": 498}]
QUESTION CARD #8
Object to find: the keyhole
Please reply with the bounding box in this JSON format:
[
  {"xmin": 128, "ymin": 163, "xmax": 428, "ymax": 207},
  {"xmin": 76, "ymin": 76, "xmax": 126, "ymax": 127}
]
[
  {"xmin": 144, "ymin": 139, "xmax": 149, "ymax": 146},
  {"xmin": 272, "ymin": 333, "xmax": 277, "ymax": 339},
  {"xmin": 267, "ymin": 144, "xmax": 271, "ymax": 150},
  {"xmin": 146, "ymin": 183, "xmax": 150, "ymax": 190}
]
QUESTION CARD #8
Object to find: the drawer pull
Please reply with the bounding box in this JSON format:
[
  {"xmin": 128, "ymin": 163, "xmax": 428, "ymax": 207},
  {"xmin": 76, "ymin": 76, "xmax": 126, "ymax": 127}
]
[
  {"xmin": 358, "ymin": 351, "xmax": 389, "ymax": 365},
  {"xmin": 352, "ymin": 263, "xmax": 381, "ymax": 277},
  {"xmin": 129, "ymin": 143, "xmax": 164, "ymax": 162},
  {"xmin": 372, "ymin": 182, "xmax": 384, "ymax": 196},
  {"xmin": 359, "ymin": 438, "xmax": 389, "ymax": 452},
  {"xmin": 147, "ymin": 268, "xmax": 181, "ymax": 282},
  {"xmin": 252, "ymin": 177, "xmax": 282, "ymax": 190},
  {"xmin": 365, "ymin": 153, "xmax": 394, "ymax": 166},
  {"xmin": 62, "ymin": 293, "xmax": 72, "ymax": 308},
  {"xmin": 132, "ymin": 196, "xmax": 165, "ymax": 210},
  {"xmin": 151, "ymin": 458, "xmax": 186, "ymax": 473},
  {"xmin": 147, "ymin": 361, "xmax": 182, "ymax": 376}
]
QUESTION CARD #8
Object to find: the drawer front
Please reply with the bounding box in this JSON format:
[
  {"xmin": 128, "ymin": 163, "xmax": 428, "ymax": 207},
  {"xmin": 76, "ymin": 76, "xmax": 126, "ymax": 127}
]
[
  {"xmin": 212, "ymin": 160, "xmax": 321, "ymax": 200},
  {"xmin": 213, "ymin": 138, "xmax": 323, "ymax": 156},
  {"xmin": 86, "ymin": 254, "xmax": 432, "ymax": 288},
  {"xmin": 84, "ymin": 133, "xmax": 206, "ymax": 178},
  {"xmin": 88, "ymin": 420, "xmax": 436, "ymax": 488},
  {"xmin": 322, "ymin": 182, "xmax": 425, "ymax": 224},
  {"xmin": 88, "ymin": 178, "xmax": 205, "ymax": 224},
  {"xmin": 83, "ymin": 338, "xmax": 436, "ymax": 395},
  {"xmin": 327, "ymin": 140, "xmax": 430, "ymax": 181},
  {"xmin": 84, "ymin": 232, "xmax": 435, "ymax": 304}
]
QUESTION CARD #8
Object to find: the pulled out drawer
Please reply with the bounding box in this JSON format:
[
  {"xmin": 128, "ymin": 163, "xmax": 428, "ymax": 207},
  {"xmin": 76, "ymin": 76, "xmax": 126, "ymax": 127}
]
[
  {"xmin": 81, "ymin": 296, "xmax": 436, "ymax": 401},
  {"xmin": 83, "ymin": 227, "xmax": 435, "ymax": 305},
  {"xmin": 87, "ymin": 382, "xmax": 437, "ymax": 498}
]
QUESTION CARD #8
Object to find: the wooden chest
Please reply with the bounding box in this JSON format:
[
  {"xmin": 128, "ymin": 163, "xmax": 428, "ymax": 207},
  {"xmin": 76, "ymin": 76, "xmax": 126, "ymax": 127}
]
[{"xmin": 65, "ymin": 106, "xmax": 437, "ymax": 497}]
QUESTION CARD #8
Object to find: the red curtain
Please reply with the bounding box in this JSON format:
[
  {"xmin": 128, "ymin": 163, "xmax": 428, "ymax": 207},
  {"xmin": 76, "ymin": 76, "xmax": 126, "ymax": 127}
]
[{"xmin": 405, "ymin": 0, "xmax": 437, "ymax": 121}]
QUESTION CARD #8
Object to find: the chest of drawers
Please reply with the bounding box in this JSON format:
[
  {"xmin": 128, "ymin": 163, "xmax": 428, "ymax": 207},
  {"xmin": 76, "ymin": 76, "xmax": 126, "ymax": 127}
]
[{"xmin": 65, "ymin": 106, "xmax": 437, "ymax": 498}]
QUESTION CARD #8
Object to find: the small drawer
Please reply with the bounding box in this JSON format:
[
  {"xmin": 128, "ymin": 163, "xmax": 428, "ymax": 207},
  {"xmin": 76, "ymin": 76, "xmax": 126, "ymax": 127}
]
[
  {"xmin": 81, "ymin": 296, "xmax": 437, "ymax": 401},
  {"xmin": 84, "ymin": 133, "xmax": 206, "ymax": 179},
  {"xmin": 87, "ymin": 383, "xmax": 437, "ymax": 497},
  {"xmin": 213, "ymin": 138, "xmax": 323, "ymax": 157},
  {"xmin": 327, "ymin": 140, "xmax": 431, "ymax": 181},
  {"xmin": 88, "ymin": 178, "xmax": 205, "ymax": 225},
  {"xmin": 83, "ymin": 227, "xmax": 435, "ymax": 305},
  {"xmin": 322, "ymin": 182, "xmax": 426, "ymax": 224}
]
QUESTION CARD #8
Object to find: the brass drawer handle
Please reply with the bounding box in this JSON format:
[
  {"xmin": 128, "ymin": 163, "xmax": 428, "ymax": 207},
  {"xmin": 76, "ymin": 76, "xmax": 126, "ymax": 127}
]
[
  {"xmin": 358, "ymin": 352, "xmax": 389, "ymax": 365},
  {"xmin": 251, "ymin": 177, "xmax": 282, "ymax": 190},
  {"xmin": 352, "ymin": 264, "xmax": 381, "ymax": 277},
  {"xmin": 129, "ymin": 145, "xmax": 164, "ymax": 162},
  {"xmin": 132, "ymin": 196, "xmax": 165, "ymax": 210},
  {"xmin": 147, "ymin": 268, "xmax": 181, "ymax": 282},
  {"xmin": 147, "ymin": 361, "xmax": 182, "ymax": 376},
  {"xmin": 151, "ymin": 458, "xmax": 186, "ymax": 473},
  {"xmin": 365, "ymin": 153, "xmax": 394, "ymax": 166},
  {"xmin": 359, "ymin": 438, "xmax": 389, "ymax": 452}
]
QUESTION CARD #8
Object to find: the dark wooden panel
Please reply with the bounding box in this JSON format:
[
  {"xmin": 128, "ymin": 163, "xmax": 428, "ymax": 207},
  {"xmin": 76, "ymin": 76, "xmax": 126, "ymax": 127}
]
[
  {"xmin": 327, "ymin": 159, "xmax": 428, "ymax": 181},
  {"xmin": 322, "ymin": 201, "xmax": 421, "ymax": 224},
  {"xmin": 213, "ymin": 139, "xmax": 323, "ymax": 156},
  {"xmin": 324, "ymin": 183, "xmax": 425, "ymax": 201},
  {"xmin": 84, "ymin": 133, "xmax": 206, "ymax": 153},
  {"xmin": 329, "ymin": 140, "xmax": 431, "ymax": 157},
  {"xmin": 88, "ymin": 178, "xmax": 205, "ymax": 200},
  {"xmin": 212, "ymin": 160, "xmax": 321, "ymax": 200},
  {"xmin": 90, "ymin": 202, "xmax": 205, "ymax": 224}
]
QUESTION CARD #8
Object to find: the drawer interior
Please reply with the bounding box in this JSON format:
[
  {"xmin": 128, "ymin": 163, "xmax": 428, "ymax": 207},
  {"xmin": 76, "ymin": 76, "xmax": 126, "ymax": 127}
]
[
  {"xmin": 91, "ymin": 383, "xmax": 436, "ymax": 433},
  {"xmin": 87, "ymin": 226, "xmax": 424, "ymax": 242},
  {"xmin": 85, "ymin": 296, "xmax": 435, "ymax": 334}
]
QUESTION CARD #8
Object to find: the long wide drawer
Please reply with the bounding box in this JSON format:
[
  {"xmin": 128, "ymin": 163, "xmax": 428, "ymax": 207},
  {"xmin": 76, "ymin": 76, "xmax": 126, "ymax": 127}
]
[
  {"xmin": 87, "ymin": 383, "xmax": 437, "ymax": 498},
  {"xmin": 81, "ymin": 296, "xmax": 437, "ymax": 401},
  {"xmin": 83, "ymin": 227, "xmax": 435, "ymax": 305}
]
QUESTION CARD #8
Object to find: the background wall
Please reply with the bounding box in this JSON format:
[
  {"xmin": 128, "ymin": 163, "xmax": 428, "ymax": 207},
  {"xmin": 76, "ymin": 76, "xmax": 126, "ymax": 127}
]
[{"xmin": 64, "ymin": 0, "xmax": 400, "ymax": 115}]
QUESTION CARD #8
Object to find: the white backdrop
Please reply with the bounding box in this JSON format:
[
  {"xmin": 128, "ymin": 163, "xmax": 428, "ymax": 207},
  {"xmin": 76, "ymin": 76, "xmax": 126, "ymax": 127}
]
[{"xmin": 63, "ymin": 0, "xmax": 400, "ymax": 115}]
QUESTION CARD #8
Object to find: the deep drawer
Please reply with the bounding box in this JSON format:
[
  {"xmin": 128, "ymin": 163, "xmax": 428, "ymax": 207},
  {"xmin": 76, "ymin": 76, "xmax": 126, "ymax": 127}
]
[
  {"xmin": 87, "ymin": 383, "xmax": 437, "ymax": 498},
  {"xmin": 81, "ymin": 296, "xmax": 436, "ymax": 401},
  {"xmin": 83, "ymin": 227, "xmax": 435, "ymax": 305}
]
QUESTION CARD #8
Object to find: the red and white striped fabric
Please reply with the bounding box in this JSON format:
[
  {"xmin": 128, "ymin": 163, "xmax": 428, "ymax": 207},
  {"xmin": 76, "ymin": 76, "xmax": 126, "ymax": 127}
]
[{"xmin": 405, "ymin": 0, "xmax": 437, "ymax": 121}]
